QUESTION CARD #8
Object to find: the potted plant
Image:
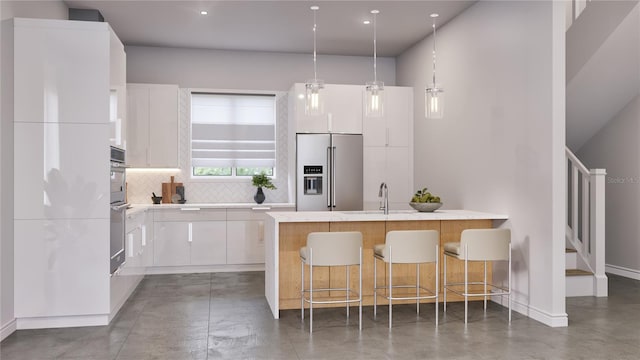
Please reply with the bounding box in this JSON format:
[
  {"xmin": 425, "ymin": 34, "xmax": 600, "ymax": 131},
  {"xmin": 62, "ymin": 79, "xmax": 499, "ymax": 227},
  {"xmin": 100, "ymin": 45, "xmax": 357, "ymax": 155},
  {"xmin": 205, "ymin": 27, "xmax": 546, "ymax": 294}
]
[{"xmin": 251, "ymin": 172, "xmax": 277, "ymax": 204}]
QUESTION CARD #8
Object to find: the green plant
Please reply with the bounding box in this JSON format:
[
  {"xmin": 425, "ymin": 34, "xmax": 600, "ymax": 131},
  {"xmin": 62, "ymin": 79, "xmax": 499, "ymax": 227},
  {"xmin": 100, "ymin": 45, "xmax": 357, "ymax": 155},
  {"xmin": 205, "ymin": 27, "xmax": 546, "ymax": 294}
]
[
  {"xmin": 251, "ymin": 172, "xmax": 277, "ymax": 190},
  {"xmin": 411, "ymin": 187, "xmax": 441, "ymax": 203}
]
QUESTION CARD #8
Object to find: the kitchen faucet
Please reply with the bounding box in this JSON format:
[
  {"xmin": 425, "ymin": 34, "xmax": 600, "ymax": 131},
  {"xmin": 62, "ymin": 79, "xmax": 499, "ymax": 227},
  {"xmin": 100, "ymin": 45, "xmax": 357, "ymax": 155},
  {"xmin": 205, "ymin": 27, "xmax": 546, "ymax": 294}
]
[{"xmin": 379, "ymin": 182, "xmax": 389, "ymax": 215}]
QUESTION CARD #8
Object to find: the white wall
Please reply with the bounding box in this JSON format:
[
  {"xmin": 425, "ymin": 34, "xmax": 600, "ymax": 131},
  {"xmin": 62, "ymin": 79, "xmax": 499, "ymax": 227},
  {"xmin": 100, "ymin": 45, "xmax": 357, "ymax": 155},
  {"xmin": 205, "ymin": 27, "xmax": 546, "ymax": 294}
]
[
  {"xmin": 396, "ymin": 1, "xmax": 567, "ymax": 326},
  {"xmin": 124, "ymin": 45, "xmax": 396, "ymax": 203},
  {"xmin": 578, "ymin": 95, "xmax": 640, "ymax": 280},
  {"xmin": 0, "ymin": 0, "xmax": 67, "ymax": 340},
  {"xmin": 125, "ymin": 45, "xmax": 396, "ymax": 90}
]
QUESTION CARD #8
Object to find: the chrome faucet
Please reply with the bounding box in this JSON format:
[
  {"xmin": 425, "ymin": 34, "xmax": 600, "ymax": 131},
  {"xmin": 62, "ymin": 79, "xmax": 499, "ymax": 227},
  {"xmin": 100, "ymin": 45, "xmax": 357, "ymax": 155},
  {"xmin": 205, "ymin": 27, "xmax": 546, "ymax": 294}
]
[{"xmin": 379, "ymin": 182, "xmax": 389, "ymax": 215}]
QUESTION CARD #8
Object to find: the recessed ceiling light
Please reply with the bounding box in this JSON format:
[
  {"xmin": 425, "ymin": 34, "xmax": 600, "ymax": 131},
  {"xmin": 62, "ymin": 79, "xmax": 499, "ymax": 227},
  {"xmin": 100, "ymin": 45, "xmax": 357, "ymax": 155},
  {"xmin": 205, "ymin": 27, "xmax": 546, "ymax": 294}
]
[
  {"xmin": 430, "ymin": 13, "xmax": 439, "ymax": 18},
  {"xmin": 363, "ymin": 20, "xmax": 371, "ymax": 25},
  {"xmin": 200, "ymin": 10, "xmax": 208, "ymax": 15}
]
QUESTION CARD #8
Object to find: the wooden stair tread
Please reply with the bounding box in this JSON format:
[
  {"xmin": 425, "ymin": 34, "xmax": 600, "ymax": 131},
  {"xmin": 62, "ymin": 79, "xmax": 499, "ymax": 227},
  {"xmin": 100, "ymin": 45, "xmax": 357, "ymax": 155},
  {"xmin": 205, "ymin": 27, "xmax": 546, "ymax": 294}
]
[
  {"xmin": 566, "ymin": 269, "xmax": 593, "ymax": 276},
  {"xmin": 565, "ymin": 248, "xmax": 577, "ymax": 253}
]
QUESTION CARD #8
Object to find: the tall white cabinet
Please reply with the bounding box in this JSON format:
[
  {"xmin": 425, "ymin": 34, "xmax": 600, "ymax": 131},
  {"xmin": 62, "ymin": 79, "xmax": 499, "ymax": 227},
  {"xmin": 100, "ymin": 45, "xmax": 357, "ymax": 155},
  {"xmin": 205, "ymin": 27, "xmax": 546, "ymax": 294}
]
[
  {"xmin": 362, "ymin": 86, "xmax": 414, "ymax": 210},
  {"xmin": 13, "ymin": 18, "xmax": 125, "ymax": 329}
]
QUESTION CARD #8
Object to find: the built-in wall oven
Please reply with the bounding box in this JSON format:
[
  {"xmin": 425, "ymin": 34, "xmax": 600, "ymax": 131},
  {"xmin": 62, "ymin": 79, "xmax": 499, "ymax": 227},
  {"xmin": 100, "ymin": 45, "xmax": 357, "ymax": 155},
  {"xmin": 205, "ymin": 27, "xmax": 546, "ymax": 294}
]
[{"xmin": 110, "ymin": 146, "xmax": 128, "ymax": 274}]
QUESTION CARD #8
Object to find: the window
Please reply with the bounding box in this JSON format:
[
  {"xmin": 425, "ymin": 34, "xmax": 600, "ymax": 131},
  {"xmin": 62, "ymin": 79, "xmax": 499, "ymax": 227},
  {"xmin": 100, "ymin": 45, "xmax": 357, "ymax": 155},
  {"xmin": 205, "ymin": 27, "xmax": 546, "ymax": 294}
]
[{"xmin": 191, "ymin": 92, "xmax": 276, "ymax": 177}]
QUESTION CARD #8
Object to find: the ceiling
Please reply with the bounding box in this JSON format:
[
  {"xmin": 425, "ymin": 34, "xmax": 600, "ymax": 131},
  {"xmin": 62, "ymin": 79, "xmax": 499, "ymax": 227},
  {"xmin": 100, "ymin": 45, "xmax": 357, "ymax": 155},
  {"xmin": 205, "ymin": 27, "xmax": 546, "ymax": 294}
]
[{"xmin": 63, "ymin": 0, "xmax": 475, "ymax": 57}]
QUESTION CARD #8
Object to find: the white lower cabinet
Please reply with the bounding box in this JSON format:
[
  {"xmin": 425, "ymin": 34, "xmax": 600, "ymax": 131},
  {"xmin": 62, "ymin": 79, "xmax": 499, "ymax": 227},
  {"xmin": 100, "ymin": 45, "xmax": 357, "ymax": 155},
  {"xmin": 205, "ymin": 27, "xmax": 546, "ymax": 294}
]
[
  {"xmin": 150, "ymin": 207, "xmax": 294, "ymax": 269},
  {"xmin": 226, "ymin": 220, "xmax": 264, "ymax": 265},
  {"xmin": 190, "ymin": 221, "xmax": 227, "ymax": 265},
  {"xmin": 154, "ymin": 221, "xmax": 190, "ymax": 266},
  {"xmin": 153, "ymin": 208, "xmax": 227, "ymax": 267}
]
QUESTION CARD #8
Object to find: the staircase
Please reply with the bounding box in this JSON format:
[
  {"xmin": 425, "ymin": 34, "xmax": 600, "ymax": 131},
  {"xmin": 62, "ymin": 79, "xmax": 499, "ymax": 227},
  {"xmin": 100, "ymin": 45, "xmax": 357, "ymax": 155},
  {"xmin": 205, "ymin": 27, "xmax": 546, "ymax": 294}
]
[{"xmin": 565, "ymin": 147, "xmax": 607, "ymax": 297}]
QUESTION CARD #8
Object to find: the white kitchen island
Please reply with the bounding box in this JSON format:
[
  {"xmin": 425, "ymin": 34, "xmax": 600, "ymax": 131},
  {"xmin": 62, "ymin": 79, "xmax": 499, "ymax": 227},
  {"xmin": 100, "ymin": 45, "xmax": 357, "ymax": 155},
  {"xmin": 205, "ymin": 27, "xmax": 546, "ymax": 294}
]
[{"xmin": 264, "ymin": 210, "xmax": 509, "ymax": 318}]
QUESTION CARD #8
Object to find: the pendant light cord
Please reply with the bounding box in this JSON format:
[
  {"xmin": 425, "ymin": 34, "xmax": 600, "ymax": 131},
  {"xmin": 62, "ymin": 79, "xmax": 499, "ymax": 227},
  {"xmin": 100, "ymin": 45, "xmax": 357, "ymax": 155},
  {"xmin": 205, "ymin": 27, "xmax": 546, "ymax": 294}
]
[
  {"xmin": 432, "ymin": 19, "xmax": 437, "ymax": 87},
  {"xmin": 373, "ymin": 11, "xmax": 378, "ymax": 83},
  {"xmin": 313, "ymin": 7, "xmax": 318, "ymax": 81}
]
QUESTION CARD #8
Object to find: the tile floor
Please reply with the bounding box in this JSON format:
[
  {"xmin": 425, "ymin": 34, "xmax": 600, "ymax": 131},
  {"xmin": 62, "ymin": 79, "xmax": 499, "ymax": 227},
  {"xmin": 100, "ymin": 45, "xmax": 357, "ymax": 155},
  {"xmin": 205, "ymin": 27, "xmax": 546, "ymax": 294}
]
[{"xmin": 1, "ymin": 272, "xmax": 638, "ymax": 359}]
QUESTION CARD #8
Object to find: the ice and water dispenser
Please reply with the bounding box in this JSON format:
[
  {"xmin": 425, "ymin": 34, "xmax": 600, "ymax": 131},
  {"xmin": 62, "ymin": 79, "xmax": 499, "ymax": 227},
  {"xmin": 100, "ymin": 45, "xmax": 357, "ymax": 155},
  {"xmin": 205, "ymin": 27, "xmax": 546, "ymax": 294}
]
[{"xmin": 303, "ymin": 165, "xmax": 323, "ymax": 195}]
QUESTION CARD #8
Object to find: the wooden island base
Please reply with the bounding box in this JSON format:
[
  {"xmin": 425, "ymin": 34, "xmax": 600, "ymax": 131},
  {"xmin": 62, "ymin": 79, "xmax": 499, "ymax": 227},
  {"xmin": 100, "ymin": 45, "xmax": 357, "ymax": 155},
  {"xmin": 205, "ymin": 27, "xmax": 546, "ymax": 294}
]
[{"xmin": 278, "ymin": 219, "xmax": 494, "ymax": 310}]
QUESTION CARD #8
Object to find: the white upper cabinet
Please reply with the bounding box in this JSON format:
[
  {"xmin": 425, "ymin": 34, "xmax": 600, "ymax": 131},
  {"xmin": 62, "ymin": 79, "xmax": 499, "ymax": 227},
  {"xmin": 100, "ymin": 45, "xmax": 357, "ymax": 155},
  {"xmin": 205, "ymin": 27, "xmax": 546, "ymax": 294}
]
[
  {"xmin": 290, "ymin": 83, "xmax": 363, "ymax": 134},
  {"xmin": 363, "ymin": 86, "xmax": 412, "ymax": 147},
  {"xmin": 109, "ymin": 31, "xmax": 127, "ymax": 149},
  {"xmin": 127, "ymin": 83, "xmax": 179, "ymax": 167}
]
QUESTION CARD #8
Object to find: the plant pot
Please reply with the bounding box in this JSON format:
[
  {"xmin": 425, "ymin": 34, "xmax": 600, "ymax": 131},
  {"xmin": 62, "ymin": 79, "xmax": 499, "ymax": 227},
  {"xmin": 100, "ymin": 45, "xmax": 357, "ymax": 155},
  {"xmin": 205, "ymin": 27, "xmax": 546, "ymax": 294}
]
[{"xmin": 254, "ymin": 187, "xmax": 265, "ymax": 204}]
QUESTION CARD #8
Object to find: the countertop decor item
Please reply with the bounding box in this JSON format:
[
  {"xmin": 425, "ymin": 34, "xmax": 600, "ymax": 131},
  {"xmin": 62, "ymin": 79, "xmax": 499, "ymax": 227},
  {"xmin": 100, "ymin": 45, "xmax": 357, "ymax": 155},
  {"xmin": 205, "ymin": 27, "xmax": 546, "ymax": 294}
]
[
  {"xmin": 410, "ymin": 187, "xmax": 442, "ymax": 211},
  {"xmin": 409, "ymin": 202, "xmax": 442, "ymax": 212},
  {"xmin": 162, "ymin": 176, "xmax": 182, "ymax": 204},
  {"xmin": 151, "ymin": 192, "xmax": 162, "ymax": 204},
  {"xmin": 252, "ymin": 172, "xmax": 276, "ymax": 204}
]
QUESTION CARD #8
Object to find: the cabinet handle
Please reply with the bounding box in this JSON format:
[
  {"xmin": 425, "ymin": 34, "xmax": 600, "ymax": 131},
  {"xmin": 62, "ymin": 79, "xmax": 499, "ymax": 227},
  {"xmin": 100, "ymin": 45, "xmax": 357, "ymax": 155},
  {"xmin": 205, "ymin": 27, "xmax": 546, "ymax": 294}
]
[
  {"xmin": 188, "ymin": 222, "xmax": 193, "ymax": 243},
  {"xmin": 127, "ymin": 233, "xmax": 134, "ymax": 258},
  {"xmin": 181, "ymin": 207, "xmax": 200, "ymax": 211},
  {"xmin": 141, "ymin": 225, "xmax": 146, "ymax": 246}
]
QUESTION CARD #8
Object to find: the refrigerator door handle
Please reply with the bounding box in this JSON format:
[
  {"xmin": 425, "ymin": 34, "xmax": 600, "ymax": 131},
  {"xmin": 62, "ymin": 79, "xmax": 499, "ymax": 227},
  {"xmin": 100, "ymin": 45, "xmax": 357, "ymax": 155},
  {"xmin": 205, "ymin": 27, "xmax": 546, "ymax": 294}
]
[
  {"xmin": 332, "ymin": 146, "xmax": 337, "ymax": 208},
  {"xmin": 327, "ymin": 146, "xmax": 332, "ymax": 208}
]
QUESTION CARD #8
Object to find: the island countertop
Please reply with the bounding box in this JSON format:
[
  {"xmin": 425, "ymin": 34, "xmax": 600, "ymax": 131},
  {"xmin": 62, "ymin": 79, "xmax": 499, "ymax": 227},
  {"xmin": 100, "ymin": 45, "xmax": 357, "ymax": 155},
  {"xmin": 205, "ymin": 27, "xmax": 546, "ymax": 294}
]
[
  {"xmin": 266, "ymin": 209, "xmax": 508, "ymax": 223},
  {"xmin": 264, "ymin": 209, "xmax": 509, "ymax": 318}
]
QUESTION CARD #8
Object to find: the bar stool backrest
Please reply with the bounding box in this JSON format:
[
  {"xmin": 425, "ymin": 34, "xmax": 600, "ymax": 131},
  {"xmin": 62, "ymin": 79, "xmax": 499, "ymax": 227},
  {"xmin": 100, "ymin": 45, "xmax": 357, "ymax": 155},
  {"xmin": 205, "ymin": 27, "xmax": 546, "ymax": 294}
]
[
  {"xmin": 307, "ymin": 231, "xmax": 363, "ymax": 266},
  {"xmin": 460, "ymin": 228, "xmax": 511, "ymax": 261},
  {"xmin": 384, "ymin": 230, "xmax": 439, "ymax": 264}
]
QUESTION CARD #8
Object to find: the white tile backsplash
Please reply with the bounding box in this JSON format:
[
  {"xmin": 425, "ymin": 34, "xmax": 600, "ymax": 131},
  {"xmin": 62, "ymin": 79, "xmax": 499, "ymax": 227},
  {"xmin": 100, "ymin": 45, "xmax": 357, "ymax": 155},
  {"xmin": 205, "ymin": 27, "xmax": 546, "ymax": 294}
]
[{"xmin": 126, "ymin": 89, "xmax": 290, "ymax": 205}]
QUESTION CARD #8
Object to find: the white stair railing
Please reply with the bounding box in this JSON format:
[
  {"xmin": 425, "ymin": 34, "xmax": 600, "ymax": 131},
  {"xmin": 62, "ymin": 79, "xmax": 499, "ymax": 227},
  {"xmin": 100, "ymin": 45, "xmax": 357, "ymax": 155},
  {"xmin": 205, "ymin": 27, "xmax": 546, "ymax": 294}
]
[{"xmin": 565, "ymin": 147, "xmax": 607, "ymax": 296}]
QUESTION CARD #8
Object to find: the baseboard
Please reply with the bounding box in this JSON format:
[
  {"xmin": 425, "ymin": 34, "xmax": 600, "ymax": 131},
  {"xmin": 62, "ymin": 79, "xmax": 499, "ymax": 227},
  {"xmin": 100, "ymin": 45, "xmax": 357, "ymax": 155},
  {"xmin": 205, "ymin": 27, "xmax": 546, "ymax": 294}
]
[
  {"xmin": 16, "ymin": 314, "xmax": 109, "ymax": 330},
  {"xmin": 605, "ymin": 264, "xmax": 640, "ymax": 280},
  {"xmin": 145, "ymin": 264, "xmax": 265, "ymax": 275},
  {"xmin": 491, "ymin": 296, "xmax": 568, "ymax": 327},
  {"xmin": 1, "ymin": 318, "xmax": 17, "ymax": 341}
]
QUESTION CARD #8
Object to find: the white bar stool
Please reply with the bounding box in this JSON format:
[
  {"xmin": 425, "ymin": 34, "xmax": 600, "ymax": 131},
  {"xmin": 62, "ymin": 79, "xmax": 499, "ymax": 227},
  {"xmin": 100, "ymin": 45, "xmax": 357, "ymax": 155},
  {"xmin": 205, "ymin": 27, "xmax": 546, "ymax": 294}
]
[
  {"xmin": 300, "ymin": 231, "xmax": 363, "ymax": 333},
  {"xmin": 443, "ymin": 228, "xmax": 511, "ymax": 324},
  {"xmin": 373, "ymin": 230, "xmax": 439, "ymax": 328}
]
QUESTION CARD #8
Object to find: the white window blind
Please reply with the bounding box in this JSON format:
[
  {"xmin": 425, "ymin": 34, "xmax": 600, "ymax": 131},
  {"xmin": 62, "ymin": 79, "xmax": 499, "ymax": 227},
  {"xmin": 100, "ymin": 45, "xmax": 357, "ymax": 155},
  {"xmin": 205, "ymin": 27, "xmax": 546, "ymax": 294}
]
[{"xmin": 191, "ymin": 93, "xmax": 276, "ymax": 168}]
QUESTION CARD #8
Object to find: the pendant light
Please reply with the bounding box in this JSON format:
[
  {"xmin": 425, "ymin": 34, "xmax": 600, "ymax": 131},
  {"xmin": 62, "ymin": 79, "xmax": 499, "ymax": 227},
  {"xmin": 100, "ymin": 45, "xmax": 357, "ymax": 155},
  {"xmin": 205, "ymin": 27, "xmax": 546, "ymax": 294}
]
[
  {"xmin": 365, "ymin": 9, "xmax": 384, "ymax": 117},
  {"xmin": 425, "ymin": 13, "xmax": 444, "ymax": 119},
  {"xmin": 305, "ymin": 5, "xmax": 324, "ymax": 116}
]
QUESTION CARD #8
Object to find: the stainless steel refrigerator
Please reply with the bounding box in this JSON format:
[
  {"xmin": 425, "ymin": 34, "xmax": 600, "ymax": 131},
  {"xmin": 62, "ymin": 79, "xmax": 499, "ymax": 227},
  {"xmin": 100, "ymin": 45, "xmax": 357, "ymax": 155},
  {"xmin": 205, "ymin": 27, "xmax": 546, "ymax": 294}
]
[{"xmin": 296, "ymin": 133, "xmax": 363, "ymax": 211}]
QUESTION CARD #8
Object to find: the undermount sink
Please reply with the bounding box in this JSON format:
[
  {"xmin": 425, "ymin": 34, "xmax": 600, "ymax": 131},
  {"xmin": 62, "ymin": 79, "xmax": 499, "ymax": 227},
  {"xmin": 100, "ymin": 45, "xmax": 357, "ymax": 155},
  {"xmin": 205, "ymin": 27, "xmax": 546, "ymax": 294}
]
[{"xmin": 340, "ymin": 210, "xmax": 417, "ymax": 215}]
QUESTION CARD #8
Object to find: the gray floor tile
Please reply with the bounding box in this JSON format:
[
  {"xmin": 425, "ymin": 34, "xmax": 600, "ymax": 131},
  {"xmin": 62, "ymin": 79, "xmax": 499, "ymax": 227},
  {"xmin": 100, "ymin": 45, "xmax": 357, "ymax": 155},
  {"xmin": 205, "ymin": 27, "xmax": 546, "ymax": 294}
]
[{"xmin": 1, "ymin": 272, "xmax": 639, "ymax": 360}]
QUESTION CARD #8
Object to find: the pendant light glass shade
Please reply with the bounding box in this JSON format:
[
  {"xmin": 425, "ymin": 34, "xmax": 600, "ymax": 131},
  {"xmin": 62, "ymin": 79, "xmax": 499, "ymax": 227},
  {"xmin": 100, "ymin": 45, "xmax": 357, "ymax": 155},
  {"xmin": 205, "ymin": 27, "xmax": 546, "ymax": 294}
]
[
  {"xmin": 305, "ymin": 6, "xmax": 325, "ymax": 116},
  {"xmin": 426, "ymin": 13, "xmax": 444, "ymax": 119},
  {"xmin": 366, "ymin": 10, "xmax": 384, "ymax": 117}
]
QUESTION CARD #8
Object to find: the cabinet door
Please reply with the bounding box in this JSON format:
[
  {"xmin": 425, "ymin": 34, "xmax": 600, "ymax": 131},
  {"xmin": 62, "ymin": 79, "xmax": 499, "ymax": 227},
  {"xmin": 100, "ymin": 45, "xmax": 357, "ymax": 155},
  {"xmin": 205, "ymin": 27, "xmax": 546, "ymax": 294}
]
[
  {"xmin": 126, "ymin": 227, "xmax": 142, "ymax": 269},
  {"xmin": 227, "ymin": 220, "xmax": 265, "ymax": 264},
  {"xmin": 126, "ymin": 86, "xmax": 150, "ymax": 167},
  {"xmin": 363, "ymin": 147, "xmax": 387, "ymax": 210},
  {"xmin": 148, "ymin": 84, "xmax": 179, "ymax": 167},
  {"xmin": 109, "ymin": 31, "xmax": 126, "ymax": 149},
  {"xmin": 386, "ymin": 146, "xmax": 412, "ymax": 209},
  {"xmin": 291, "ymin": 83, "xmax": 329, "ymax": 134},
  {"xmin": 326, "ymin": 84, "xmax": 362, "ymax": 134},
  {"xmin": 385, "ymin": 87, "xmax": 412, "ymax": 147},
  {"xmin": 190, "ymin": 221, "xmax": 227, "ymax": 265},
  {"xmin": 363, "ymin": 86, "xmax": 412, "ymax": 147},
  {"xmin": 153, "ymin": 221, "xmax": 190, "ymax": 266},
  {"xmin": 142, "ymin": 214, "xmax": 154, "ymax": 267}
]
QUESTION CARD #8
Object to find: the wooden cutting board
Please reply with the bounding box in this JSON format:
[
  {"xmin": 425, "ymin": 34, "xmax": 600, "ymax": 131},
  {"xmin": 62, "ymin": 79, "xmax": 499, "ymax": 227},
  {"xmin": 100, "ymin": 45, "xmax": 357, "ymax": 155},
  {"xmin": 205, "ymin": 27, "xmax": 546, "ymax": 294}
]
[{"xmin": 161, "ymin": 176, "xmax": 182, "ymax": 203}]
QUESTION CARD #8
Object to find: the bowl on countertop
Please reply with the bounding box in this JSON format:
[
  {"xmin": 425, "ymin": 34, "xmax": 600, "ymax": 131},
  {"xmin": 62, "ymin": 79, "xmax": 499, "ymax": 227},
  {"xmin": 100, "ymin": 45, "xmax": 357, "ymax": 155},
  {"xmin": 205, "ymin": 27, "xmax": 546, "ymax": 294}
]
[{"xmin": 409, "ymin": 202, "xmax": 442, "ymax": 212}]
